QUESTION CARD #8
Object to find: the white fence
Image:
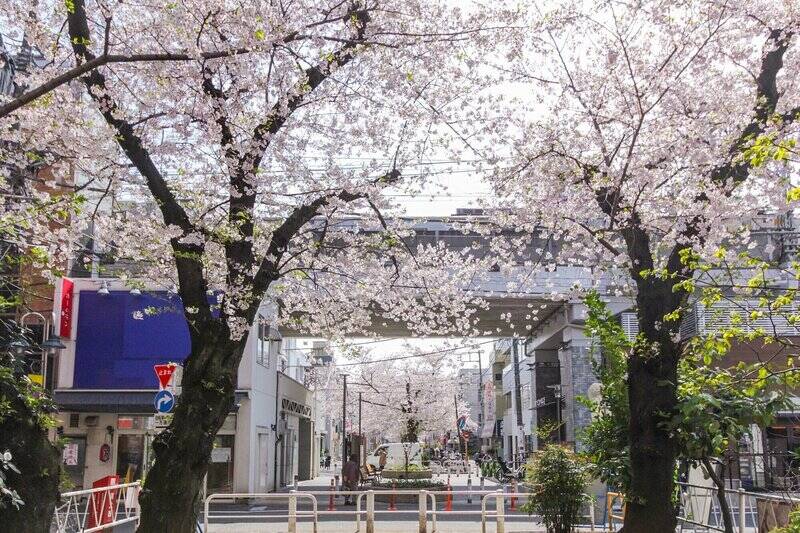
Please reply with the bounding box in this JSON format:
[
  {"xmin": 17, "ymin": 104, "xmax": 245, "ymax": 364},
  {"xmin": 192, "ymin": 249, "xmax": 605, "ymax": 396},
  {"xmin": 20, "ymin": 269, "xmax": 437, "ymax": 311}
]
[
  {"xmin": 676, "ymin": 482, "xmax": 800, "ymax": 532},
  {"xmin": 52, "ymin": 481, "xmax": 141, "ymax": 533},
  {"xmin": 201, "ymin": 488, "xmax": 597, "ymax": 533}
]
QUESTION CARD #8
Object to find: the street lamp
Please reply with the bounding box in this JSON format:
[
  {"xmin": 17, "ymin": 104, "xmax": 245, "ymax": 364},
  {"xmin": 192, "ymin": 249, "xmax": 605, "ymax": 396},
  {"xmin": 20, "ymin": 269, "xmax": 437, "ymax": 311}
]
[{"xmin": 547, "ymin": 384, "xmax": 563, "ymax": 443}]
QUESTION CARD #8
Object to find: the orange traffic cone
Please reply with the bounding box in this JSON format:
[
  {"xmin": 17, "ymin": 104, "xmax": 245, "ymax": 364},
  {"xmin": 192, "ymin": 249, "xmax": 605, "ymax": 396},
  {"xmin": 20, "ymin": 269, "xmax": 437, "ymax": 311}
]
[
  {"xmin": 389, "ymin": 483, "xmax": 397, "ymax": 511},
  {"xmin": 445, "ymin": 483, "xmax": 453, "ymax": 512},
  {"xmin": 510, "ymin": 478, "xmax": 517, "ymax": 512}
]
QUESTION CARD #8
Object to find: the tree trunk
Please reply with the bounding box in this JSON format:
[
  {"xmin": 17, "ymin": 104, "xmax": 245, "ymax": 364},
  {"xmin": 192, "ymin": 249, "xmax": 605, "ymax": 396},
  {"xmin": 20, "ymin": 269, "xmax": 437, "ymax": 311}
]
[
  {"xmin": 137, "ymin": 327, "xmax": 243, "ymax": 532},
  {"xmin": 0, "ymin": 375, "xmax": 61, "ymax": 532},
  {"xmin": 620, "ymin": 280, "xmax": 682, "ymax": 533},
  {"xmin": 701, "ymin": 458, "xmax": 735, "ymax": 533}
]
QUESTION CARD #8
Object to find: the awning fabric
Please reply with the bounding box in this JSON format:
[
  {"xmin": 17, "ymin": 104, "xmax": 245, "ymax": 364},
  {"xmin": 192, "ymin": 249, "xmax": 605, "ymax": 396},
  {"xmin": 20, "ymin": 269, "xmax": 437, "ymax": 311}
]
[{"xmin": 53, "ymin": 389, "xmax": 248, "ymax": 413}]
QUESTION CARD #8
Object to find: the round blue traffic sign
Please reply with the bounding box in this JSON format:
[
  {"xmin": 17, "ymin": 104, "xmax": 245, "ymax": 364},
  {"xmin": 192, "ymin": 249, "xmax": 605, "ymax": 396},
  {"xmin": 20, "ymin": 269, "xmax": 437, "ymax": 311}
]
[{"xmin": 154, "ymin": 390, "xmax": 175, "ymax": 413}]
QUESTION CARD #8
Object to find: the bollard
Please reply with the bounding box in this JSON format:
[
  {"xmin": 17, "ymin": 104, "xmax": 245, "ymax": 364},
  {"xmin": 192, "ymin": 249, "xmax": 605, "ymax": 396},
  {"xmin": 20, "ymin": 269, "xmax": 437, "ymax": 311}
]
[
  {"xmin": 294, "ymin": 474, "xmax": 299, "ymax": 490},
  {"xmin": 288, "ymin": 492, "xmax": 297, "ymax": 533},
  {"xmin": 419, "ymin": 489, "xmax": 428, "ymax": 533},
  {"xmin": 480, "ymin": 476, "xmax": 485, "ymax": 491},
  {"xmin": 366, "ymin": 490, "xmax": 375, "ymax": 533},
  {"xmin": 467, "ymin": 476, "xmax": 473, "ymax": 504},
  {"xmin": 445, "ymin": 482, "xmax": 453, "ymax": 512},
  {"xmin": 389, "ymin": 483, "xmax": 397, "ymax": 511},
  {"xmin": 447, "ymin": 474, "xmax": 451, "ymax": 487},
  {"xmin": 510, "ymin": 478, "xmax": 517, "ymax": 512},
  {"xmin": 328, "ymin": 479, "xmax": 335, "ymax": 511},
  {"xmin": 738, "ymin": 488, "xmax": 746, "ymax": 533},
  {"xmin": 496, "ymin": 489, "xmax": 505, "ymax": 533}
]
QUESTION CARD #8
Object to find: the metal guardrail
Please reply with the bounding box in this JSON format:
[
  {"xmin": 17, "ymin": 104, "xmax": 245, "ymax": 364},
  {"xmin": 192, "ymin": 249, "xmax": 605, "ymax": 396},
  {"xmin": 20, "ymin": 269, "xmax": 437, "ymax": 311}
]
[
  {"xmin": 52, "ymin": 481, "xmax": 141, "ymax": 533},
  {"xmin": 675, "ymin": 482, "xmax": 800, "ymax": 533},
  {"xmin": 201, "ymin": 488, "xmax": 597, "ymax": 533}
]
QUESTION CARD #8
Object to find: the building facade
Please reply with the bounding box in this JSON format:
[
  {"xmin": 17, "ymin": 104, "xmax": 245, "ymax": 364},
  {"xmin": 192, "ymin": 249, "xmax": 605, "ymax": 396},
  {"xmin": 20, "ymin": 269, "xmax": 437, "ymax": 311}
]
[{"xmin": 50, "ymin": 277, "xmax": 319, "ymax": 493}]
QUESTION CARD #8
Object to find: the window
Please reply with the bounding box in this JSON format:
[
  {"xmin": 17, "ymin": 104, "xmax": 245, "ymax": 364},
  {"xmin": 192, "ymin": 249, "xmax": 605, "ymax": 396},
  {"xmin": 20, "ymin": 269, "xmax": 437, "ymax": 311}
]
[{"xmin": 256, "ymin": 321, "xmax": 271, "ymax": 368}]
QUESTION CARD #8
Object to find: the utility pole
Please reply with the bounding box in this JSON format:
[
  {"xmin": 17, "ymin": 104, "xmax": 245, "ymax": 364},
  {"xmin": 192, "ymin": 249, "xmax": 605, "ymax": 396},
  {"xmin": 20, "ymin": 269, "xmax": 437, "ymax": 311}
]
[
  {"xmin": 454, "ymin": 394, "xmax": 463, "ymax": 459},
  {"xmin": 341, "ymin": 373, "xmax": 348, "ymax": 469}
]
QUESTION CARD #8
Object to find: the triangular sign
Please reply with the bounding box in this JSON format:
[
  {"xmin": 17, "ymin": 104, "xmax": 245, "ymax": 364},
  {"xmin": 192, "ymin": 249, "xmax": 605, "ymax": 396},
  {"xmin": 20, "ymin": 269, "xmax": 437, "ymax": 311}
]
[{"xmin": 154, "ymin": 364, "xmax": 176, "ymax": 389}]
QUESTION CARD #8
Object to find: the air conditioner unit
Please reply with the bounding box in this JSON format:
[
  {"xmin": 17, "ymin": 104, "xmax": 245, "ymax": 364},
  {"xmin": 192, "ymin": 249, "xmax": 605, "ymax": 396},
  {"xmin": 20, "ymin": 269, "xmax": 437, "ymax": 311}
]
[{"xmin": 84, "ymin": 415, "xmax": 99, "ymax": 427}]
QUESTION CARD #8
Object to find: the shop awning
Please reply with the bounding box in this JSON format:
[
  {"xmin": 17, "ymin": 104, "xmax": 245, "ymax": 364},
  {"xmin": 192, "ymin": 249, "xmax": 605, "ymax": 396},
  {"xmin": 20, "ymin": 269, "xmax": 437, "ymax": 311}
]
[{"xmin": 53, "ymin": 389, "xmax": 249, "ymax": 413}]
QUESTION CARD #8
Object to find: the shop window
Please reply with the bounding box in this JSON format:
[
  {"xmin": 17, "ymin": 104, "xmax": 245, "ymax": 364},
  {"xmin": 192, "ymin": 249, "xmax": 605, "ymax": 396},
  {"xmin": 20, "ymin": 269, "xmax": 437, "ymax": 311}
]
[
  {"xmin": 116, "ymin": 434, "xmax": 146, "ymax": 483},
  {"xmin": 208, "ymin": 435, "xmax": 235, "ymax": 493}
]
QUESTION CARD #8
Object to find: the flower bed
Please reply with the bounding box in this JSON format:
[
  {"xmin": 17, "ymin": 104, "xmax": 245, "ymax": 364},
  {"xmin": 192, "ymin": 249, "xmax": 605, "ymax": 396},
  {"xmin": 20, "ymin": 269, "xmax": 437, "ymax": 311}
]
[
  {"xmin": 381, "ymin": 468, "xmax": 433, "ymax": 480},
  {"xmin": 372, "ymin": 479, "xmax": 447, "ymax": 503}
]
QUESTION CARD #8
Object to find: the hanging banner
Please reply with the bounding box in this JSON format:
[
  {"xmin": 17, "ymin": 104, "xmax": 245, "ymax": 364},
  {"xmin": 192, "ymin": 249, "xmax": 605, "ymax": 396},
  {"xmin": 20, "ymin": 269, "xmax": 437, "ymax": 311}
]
[
  {"xmin": 58, "ymin": 278, "xmax": 74, "ymax": 339},
  {"xmin": 480, "ymin": 381, "xmax": 496, "ymax": 438}
]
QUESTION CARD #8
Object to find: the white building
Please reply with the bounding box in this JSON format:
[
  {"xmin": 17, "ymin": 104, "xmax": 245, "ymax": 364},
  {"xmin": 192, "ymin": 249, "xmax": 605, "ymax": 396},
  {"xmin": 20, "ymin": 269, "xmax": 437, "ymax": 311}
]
[{"xmin": 51, "ymin": 277, "xmax": 319, "ymax": 493}]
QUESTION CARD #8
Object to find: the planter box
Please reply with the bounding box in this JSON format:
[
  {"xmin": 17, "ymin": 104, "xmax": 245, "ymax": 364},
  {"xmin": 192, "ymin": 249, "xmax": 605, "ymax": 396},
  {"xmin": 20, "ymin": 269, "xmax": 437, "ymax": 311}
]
[{"xmin": 382, "ymin": 469, "xmax": 433, "ymax": 480}]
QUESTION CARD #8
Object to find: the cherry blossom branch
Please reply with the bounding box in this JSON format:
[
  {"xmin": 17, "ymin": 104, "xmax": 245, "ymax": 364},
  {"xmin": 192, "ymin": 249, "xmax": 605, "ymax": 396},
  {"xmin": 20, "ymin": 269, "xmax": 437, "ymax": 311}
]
[
  {"xmin": 0, "ymin": 46, "xmax": 260, "ymax": 120},
  {"xmin": 66, "ymin": 0, "xmax": 213, "ymax": 321}
]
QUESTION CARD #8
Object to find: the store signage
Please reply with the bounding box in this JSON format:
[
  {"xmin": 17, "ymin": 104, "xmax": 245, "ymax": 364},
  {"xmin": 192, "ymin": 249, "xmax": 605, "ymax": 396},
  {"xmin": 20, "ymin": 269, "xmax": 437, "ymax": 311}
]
[
  {"xmin": 281, "ymin": 397, "xmax": 312, "ymax": 418},
  {"xmin": 63, "ymin": 442, "xmax": 79, "ymax": 466},
  {"xmin": 153, "ymin": 364, "xmax": 177, "ymax": 389},
  {"xmin": 154, "ymin": 390, "xmax": 175, "ymax": 413},
  {"xmin": 59, "ymin": 278, "xmax": 74, "ymax": 338},
  {"xmin": 154, "ymin": 413, "xmax": 173, "ymax": 428}
]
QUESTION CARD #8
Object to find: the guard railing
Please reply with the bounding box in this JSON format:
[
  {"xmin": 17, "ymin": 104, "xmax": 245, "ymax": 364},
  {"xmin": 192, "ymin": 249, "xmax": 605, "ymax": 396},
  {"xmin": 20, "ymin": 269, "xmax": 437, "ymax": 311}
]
[
  {"xmin": 676, "ymin": 481, "xmax": 800, "ymax": 533},
  {"xmin": 201, "ymin": 488, "xmax": 598, "ymax": 533},
  {"xmin": 52, "ymin": 481, "xmax": 141, "ymax": 533}
]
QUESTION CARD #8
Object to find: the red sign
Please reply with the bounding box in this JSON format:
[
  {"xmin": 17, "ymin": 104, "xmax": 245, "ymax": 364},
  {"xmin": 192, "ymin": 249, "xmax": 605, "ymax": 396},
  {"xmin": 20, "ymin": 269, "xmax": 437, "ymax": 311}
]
[
  {"xmin": 59, "ymin": 278, "xmax": 74, "ymax": 339},
  {"xmin": 87, "ymin": 475, "xmax": 120, "ymax": 530},
  {"xmin": 154, "ymin": 364, "xmax": 176, "ymax": 389}
]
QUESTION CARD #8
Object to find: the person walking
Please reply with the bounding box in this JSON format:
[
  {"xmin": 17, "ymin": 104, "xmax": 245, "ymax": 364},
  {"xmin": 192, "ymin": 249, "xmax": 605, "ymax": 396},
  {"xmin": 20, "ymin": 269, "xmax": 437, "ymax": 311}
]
[
  {"xmin": 342, "ymin": 454, "xmax": 360, "ymax": 505},
  {"xmin": 378, "ymin": 447, "xmax": 388, "ymax": 472}
]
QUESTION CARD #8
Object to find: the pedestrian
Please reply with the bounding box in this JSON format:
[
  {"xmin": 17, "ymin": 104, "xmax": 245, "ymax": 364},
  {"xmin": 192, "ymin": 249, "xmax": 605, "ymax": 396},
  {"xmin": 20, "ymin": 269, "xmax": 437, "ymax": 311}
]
[
  {"xmin": 324, "ymin": 453, "xmax": 331, "ymax": 469},
  {"xmin": 378, "ymin": 447, "xmax": 388, "ymax": 471},
  {"xmin": 342, "ymin": 453, "xmax": 360, "ymax": 505}
]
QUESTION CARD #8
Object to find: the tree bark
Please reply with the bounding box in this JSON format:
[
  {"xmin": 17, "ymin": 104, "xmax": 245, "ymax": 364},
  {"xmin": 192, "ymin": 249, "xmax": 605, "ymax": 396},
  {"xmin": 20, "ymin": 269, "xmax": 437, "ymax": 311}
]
[
  {"xmin": 136, "ymin": 325, "xmax": 243, "ymax": 532},
  {"xmin": 619, "ymin": 275, "xmax": 683, "ymax": 533},
  {"xmin": 0, "ymin": 374, "xmax": 61, "ymax": 532}
]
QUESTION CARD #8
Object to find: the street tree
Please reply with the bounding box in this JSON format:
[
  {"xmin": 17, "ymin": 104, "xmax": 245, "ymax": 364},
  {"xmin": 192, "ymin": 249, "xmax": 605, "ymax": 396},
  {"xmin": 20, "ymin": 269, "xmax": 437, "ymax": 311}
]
[
  {"xmin": 2, "ymin": 1, "xmax": 512, "ymax": 530},
  {"xmin": 318, "ymin": 345, "xmax": 468, "ymax": 444},
  {"xmin": 468, "ymin": 2, "xmax": 800, "ymax": 530}
]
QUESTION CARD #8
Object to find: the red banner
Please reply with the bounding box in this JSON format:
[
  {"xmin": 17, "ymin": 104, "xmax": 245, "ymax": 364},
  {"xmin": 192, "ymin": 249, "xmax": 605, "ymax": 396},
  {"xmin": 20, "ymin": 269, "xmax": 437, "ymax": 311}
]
[{"xmin": 59, "ymin": 278, "xmax": 74, "ymax": 339}]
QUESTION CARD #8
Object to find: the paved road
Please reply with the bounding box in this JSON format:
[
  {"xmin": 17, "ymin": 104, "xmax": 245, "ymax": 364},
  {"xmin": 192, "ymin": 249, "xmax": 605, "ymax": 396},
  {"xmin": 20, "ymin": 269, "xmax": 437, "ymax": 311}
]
[{"xmin": 200, "ymin": 472, "xmax": 598, "ymax": 532}]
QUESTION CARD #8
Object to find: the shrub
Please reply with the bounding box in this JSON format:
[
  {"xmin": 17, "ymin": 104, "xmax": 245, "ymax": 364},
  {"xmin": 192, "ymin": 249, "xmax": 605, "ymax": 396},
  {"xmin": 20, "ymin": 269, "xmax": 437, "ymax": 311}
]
[
  {"xmin": 374, "ymin": 479, "xmax": 446, "ymax": 490},
  {"xmin": 521, "ymin": 445, "xmax": 589, "ymax": 533}
]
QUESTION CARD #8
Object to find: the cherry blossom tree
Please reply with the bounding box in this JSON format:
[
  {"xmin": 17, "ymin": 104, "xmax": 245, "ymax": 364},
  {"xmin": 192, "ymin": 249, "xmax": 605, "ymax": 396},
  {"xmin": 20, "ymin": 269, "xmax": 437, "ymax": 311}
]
[
  {"xmin": 319, "ymin": 346, "xmax": 468, "ymax": 445},
  {"xmin": 0, "ymin": 1, "xmax": 517, "ymax": 530},
  {"xmin": 466, "ymin": 2, "xmax": 800, "ymax": 530}
]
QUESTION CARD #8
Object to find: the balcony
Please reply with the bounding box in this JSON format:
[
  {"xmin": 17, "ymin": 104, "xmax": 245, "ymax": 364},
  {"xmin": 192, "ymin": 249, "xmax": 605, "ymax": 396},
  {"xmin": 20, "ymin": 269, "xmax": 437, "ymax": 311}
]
[
  {"xmin": 622, "ymin": 300, "xmax": 800, "ymax": 341},
  {"xmin": 680, "ymin": 300, "xmax": 800, "ymax": 340}
]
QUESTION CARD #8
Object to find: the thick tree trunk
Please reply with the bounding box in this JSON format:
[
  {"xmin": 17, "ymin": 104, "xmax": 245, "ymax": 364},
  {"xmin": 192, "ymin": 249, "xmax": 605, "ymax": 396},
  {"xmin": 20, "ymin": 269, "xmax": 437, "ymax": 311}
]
[
  {"xmin": 136, "ymin": 327, "xmax": 243, "ymax": 532},
  {"xmin": 620, "ymin": 281, "xmax": 682, "ymax": 533},
  {"xmin": 0, "ymin": 374, "xmax": 61, "ymax": 532}
]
